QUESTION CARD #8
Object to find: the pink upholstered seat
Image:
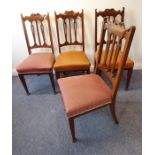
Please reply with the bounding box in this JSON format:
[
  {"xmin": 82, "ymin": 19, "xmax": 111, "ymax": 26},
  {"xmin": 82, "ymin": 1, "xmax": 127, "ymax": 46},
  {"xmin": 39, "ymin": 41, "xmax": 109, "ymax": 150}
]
[
  {"xmin": 58, "ymin": 74, "xmax": 112, "ymax": 118},
  {"xmin": 16, "ymin": 53, "xmax": 55, "ymax": 73}
]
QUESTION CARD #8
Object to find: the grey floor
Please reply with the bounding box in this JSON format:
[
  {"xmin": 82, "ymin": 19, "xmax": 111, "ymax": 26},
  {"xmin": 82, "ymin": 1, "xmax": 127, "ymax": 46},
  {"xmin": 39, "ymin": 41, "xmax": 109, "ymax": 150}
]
[{"xmin": 12, "ymin": 70, "xmax": 142, "ymax": 155}]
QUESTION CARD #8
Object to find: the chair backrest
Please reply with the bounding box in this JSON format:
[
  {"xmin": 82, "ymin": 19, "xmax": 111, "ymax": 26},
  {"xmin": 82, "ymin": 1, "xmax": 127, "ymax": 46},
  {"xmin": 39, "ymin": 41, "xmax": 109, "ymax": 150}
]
[
  {"xmin": 95, "ymin": 8, "xmax": 125, "ymax": 52},
  {"xmin": 21, "ymin": 13, "xmax": 54, "ymax": 55},
  {"xmin": 55, "ymin": 10, "xmax": 85, "ymax": 53},
  {"xmin": 95, "ymin": 22, "xmax": 135, "ymax": 100}
]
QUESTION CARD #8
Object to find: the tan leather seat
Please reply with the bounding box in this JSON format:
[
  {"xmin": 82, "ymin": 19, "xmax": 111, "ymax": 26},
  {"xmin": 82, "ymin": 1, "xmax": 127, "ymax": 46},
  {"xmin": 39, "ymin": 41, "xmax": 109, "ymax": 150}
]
[
  {"xmin": 95, "ymin": 50, "xmax": 134, "ymax": 69},
  {"xmin": 54, "ymin": 51, "xmax": 90, "ymax": 72}
]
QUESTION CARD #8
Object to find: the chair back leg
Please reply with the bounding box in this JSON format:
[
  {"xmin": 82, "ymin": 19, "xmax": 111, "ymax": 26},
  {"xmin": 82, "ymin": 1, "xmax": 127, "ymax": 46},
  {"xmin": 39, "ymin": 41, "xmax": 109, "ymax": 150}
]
[
  {"xmin": 125, "ymin": 67, "xmax": 133, "ymax": 90},
  {"xmin": 48, "ymin": 73, "xmax": 56, "ymax": 94},
  {"xmin": 87, "ymin": 69, "xmax": 90, "ymax": 74},
  {"xmin": 55, "ymin": 72, "xmax": 60, "ymax": 79}
]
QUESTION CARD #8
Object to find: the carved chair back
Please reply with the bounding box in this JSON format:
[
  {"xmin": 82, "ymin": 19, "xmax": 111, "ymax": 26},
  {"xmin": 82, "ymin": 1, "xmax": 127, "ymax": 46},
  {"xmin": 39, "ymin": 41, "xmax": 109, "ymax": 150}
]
[
  {"xmin": 55, "ymin": 10, "xmax": 85, "ymax": 53},
  {"xmin": 21, "ymin": 13, "xmax": 54, "ymax": 55},
  {"xmin": 95, "ymin": 8, "xmax": 125, "ymax": 52},
  {"xmin": 96, "ymin": 22, "xmax": 135, "ymax": 100}
]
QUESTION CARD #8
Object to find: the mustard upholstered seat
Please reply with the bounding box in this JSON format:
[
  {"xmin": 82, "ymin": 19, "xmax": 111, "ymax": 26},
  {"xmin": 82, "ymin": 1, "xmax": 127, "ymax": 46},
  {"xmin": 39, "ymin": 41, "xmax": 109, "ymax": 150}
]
[
  {"xmin": 95, "ymin": 51, "xmax": 134, "ymax": 69},
  {"xmin": 54, "ymin": 51, "xmax": 90, "ymax": 72}
]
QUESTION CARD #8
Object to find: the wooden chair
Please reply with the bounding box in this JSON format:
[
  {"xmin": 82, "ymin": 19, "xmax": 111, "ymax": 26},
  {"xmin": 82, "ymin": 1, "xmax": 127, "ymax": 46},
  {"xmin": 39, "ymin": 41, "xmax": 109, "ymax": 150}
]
[
  {"xmin": 58, "ymin": 22, "xmax": 136, "ymax": 142},
  {"xmin": 95, "ymin": 8, "xmax": 134, "ymax": 90},
  {"xmin": 54, "ymin": 10, "xmax": 91, "ymax": 78},
  {"xmin": 16, "ymin": 13, "xmax": 56, "ymax": 95}
]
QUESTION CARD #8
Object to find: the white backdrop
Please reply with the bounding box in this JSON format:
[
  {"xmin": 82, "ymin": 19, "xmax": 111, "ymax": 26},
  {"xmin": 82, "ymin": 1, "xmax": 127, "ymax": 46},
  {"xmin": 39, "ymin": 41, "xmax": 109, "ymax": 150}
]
[{"xmin": 12, "ymin": 0, "xmax": 142, "ymax": 75}]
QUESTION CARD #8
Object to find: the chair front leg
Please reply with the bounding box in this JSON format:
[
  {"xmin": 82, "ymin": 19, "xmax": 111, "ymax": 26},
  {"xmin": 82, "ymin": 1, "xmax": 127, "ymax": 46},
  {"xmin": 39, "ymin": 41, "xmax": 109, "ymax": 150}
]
[
  {"xmin": 68, "ymin": 117, "xmax": 77, "ymax": 142},
  {"xmin": 18, "ymin": 74, "xmax": 30, "ymax": 95},
  {"xmin": 125, "ymin": 67, "xmax": 133, "ymax": 90},
  {"xmin": 48, "ymin": 73, "xmax": 56, "ymax": 94}
]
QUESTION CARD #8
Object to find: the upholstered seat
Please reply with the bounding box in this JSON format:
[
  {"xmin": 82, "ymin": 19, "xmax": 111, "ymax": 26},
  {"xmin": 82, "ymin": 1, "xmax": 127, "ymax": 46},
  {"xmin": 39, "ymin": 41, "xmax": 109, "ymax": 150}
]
[
  {"xmin": 95, "ymin": 51, "xmax": 134, "ymax": 69},
  {"xmin": 58, "ymin": 74, "xmax": 112, "ymax": 118},
  {"xmin": 17, "ymin": 53, "xmax": 55, "ymax": 74},
  {"xmin": 54, "ymin": 51, "xmax": 90, "ymax": 72}
]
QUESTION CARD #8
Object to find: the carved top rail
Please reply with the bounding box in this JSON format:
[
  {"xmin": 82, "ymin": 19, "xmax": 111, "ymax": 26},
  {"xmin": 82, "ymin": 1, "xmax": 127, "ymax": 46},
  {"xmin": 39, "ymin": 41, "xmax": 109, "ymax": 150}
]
[
  {"xmin": 21, "ymin": 13, "xmax": 54, "ymax": 55},
  {"xmin": 96, "ymin": 8, "xmax": 124, "ymax": 22},
  {"xmin": 22, "ymin": 13, "xmax": 46, "ymax": 22},
  {"xmin": 55, "ymin": 10, "xmax": 82, "ymax": 19}
]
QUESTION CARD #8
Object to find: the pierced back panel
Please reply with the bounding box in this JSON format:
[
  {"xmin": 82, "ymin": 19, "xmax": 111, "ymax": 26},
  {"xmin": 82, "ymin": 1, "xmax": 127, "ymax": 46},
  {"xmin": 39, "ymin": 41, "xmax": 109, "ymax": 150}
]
[
  {"xmin": 96, "ymin": 22, "xmax": 135, "ymax": 99},
  {"xmin": 55, "ymin": 10, "xmax": 85, "ymax": 53},
  {"xmin": 95, "ymin": 8, "xmax": 125, "ymax": 51},
  {"xmin": 21, "ymin": 13, "xmax": 54, "ymax": 55}
]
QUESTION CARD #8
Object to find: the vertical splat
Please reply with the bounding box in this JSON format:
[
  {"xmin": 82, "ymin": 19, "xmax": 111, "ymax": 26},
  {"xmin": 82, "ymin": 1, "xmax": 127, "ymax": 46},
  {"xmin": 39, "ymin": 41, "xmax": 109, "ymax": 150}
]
[
  {"xmin": 36, "ymin": 20, "xmax": 41, "ymax": 45},
  {"xmin": 69, "ymin": 18, "xmax": 72, "ymax": 43},
  {"xmin": 30, "ymin": 21, "xmax": 37, "ymax": 46},
  {"xmin": 111, "ymin": 38, "xmax": 121, "ymax": 71},
  {"xmin": 108, "ymin": 33, "xmax": 117, "ymax": 68},
  {"xmin": 74, "ymin": 19, "xmax": 77, "ymax": 43},
  {"xmin": 63, "ymin": 19, "xmax": 68, "ymax": 42},
  {"xmin": 40, "ymin": 21, "xmax": 46, "ymax": 45},
  {"xmin": 103, "ymin": 31, "xmax": 111, "ymax": 66}
]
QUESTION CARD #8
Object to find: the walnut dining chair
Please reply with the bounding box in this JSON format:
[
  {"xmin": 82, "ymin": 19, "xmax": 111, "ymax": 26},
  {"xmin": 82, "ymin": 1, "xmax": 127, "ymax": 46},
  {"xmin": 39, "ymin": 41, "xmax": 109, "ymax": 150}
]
[
  {"xmin": 58, "ymin": 22, "xmax": 136, "ymax": 142},
  {"xmin": 54, "ymin": 10, "xmax": 91, "ymax": 79},
  {"xmin": 95, "ymin": 8, "xmax": 134, "ymax": 90},
  {"xmin": 16, "ymin": 13, "xmax": 56, "ymax": 95}
]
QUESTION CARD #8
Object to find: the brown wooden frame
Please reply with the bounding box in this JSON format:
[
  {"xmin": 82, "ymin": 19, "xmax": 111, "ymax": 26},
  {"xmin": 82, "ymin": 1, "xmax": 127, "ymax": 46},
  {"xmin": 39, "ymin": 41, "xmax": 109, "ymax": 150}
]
[
  {"xmin": 18, "ymin": 13, "xmax": 56, "ymax": 95},
  {"xmin": 66, "ymin": 22, "xmax": 136, "ymax": 142},
  {"xmin": 54, "ymin": 10, "xmax": 90, "ymax": 78},
  {"xmin": 94, "ymin": 8, "xmax": 134, "ymax": 90}
]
